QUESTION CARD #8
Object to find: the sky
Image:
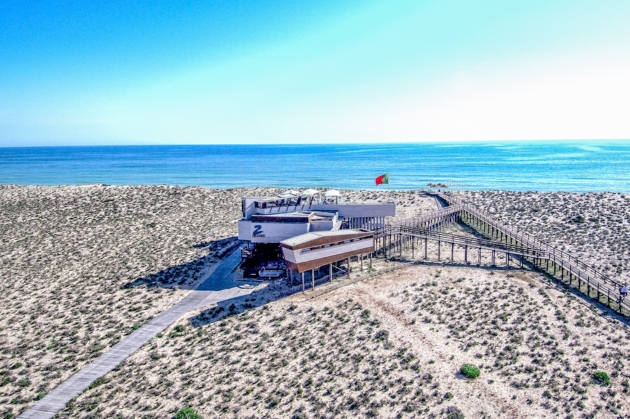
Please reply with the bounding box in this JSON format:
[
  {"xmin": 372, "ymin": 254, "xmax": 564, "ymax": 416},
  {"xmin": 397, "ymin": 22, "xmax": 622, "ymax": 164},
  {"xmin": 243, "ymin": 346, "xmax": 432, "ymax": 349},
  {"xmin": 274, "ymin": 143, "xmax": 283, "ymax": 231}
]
[{"xmin": 1, "ymin": 0, "xmax": 629, "ymax": 146}]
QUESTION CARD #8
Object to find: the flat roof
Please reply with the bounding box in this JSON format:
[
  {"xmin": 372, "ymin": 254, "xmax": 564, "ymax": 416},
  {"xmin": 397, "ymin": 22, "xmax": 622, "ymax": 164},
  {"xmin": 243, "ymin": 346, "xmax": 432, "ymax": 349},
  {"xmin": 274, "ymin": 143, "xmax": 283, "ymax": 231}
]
[
  {"xmin": 280, "ymin": 229, "xmax": 371, "ymax": 247},
  {"xmin": 251, "ymin": 210, "xmax": 336, "ymax": 223}
]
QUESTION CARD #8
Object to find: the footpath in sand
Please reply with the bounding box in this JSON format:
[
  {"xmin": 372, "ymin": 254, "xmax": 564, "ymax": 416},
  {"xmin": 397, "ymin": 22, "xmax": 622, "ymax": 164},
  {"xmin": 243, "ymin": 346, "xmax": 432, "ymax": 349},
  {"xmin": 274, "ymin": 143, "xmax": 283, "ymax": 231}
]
[{"xmin": 18, "ymin": 250, "xmax": 259, "ymax": 419}]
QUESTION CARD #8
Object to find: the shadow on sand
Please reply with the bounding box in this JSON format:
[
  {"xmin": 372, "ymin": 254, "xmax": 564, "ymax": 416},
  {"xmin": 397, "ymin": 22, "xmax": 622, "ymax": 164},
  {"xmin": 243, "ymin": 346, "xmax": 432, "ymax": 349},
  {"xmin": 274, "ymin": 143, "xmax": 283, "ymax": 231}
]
[
  {"xmin": 187, "ymin": 266, "xmax": 352, "ymax": 328},
  {"xmin": 121, "ymin": 236, "xmax": 243, "ymax": 289}
]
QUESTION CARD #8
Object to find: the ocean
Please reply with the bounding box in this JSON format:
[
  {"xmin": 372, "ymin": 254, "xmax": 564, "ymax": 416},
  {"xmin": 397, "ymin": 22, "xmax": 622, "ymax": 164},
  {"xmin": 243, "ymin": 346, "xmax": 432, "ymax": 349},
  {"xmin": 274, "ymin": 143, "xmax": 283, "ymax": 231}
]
[{"xmin": 0, "ymin": 142, "xmax": 629, "ymax": 192}]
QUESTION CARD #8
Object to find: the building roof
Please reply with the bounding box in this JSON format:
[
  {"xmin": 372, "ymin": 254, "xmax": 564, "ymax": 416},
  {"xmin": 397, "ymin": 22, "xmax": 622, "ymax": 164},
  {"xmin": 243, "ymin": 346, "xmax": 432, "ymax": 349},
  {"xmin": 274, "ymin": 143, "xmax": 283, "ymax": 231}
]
[
  {"xmin": 251, "ymin": 210, "xmax": 336, "ymax": 223},
  {"xmin": 280, "ymin": 229, "xmax": 372, "ymax": 249}
]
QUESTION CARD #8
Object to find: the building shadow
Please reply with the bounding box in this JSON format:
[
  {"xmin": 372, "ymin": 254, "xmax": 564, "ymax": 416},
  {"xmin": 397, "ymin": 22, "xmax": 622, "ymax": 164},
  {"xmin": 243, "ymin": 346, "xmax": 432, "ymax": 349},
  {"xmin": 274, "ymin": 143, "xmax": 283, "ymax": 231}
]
[
  {"xmin": 121, "ymin": 236, "xmax": 243, "ymax": 290},
  {"xmin": 187, "ymin": 268, "xmax": 351, "ymax": 327}
]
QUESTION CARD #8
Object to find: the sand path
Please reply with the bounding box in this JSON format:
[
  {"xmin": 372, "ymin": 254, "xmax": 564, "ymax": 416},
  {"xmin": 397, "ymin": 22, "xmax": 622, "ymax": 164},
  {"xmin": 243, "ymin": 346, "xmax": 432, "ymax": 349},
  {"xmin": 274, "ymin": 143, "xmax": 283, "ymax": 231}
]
[{"xmin": 18, "ymin": 250, "xmax": 250, "ymax": 419}]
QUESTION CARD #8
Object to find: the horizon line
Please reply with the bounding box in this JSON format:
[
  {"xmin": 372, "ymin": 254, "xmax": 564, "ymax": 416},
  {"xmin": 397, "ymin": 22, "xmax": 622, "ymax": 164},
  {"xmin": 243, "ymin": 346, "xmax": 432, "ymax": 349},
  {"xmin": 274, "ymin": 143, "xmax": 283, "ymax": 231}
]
[{"xmin": 2, "ymin": 139, "xmax": 630, "ymax": 149}]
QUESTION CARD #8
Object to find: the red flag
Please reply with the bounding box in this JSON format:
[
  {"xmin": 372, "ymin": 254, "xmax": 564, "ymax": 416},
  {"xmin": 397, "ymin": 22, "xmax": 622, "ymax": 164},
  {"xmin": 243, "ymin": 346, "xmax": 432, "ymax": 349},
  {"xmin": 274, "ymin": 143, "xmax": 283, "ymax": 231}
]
[{"xmin": 375, "ymin": 173, "xmax": 389, "ymax": 185}]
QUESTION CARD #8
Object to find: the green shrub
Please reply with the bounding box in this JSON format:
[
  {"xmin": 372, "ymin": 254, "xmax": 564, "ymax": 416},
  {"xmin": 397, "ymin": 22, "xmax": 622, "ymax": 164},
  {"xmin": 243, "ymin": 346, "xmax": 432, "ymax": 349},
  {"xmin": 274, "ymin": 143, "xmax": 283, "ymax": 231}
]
[
  {"xmin": 16, "ymin": 378, "xmax": 30, "ymax": 387},
  {"xmin": 175, "ymin": 407, "xmax": 200, "ymax": 419},
  {"xmin": 460, "ymin": 364, "xmax": 480, "ymax": 379},
  {"xmin": 593, "ymin": 371, "xmax": 610, "ymax": 386},
  {"xmin": 88, "ymin": 377, "xmax": 105, "ymax": 390},
  {"xmin": 446, "ymin": 405, "xmax": 465, "ymax": 419},
  {"xmin": 374, "ymin": 330, "xmax": 389, "ymax": 341}
]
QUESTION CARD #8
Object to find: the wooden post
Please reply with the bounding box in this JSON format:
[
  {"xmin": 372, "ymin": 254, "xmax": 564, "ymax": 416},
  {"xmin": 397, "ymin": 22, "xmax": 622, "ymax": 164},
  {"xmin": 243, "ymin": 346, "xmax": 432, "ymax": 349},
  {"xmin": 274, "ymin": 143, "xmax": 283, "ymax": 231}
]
[
  {"xmin": 360, "ymin": 254, "xmax": 363, "ymax": 272},
  {"xmin": 597, "ymin": 282, "xmax": 600, "ymax": 301},
  {"xmin": 347, "ymin": 258, "xmax": 351, "ymax": 278},
  {"xmin": 464, "ymin": 245, "xmax": 468, "ymax": 263},
  {"xmin": 506, "ymin": 253, "xmax": 509, "ymax": 267},
  {"xmin": 311, "ymin": 269, "xmax": 315, "ymax": 289},
  {"xmin": 491, "ymin": 250, "xmax": 495, "ymax": 266},
  {"xmin": 451, "ymin": 243, "xmax": 454, "ymax": 261},
  {"xmin": 424, "ymin": 238, "xmax": 428, "ymax": 259},
  {"xmin": 329, "ymin": 263, "xmax": 333, "ymax": 282},
  {"xmin": 301, "ymin": 272, "xmax": 305, "ymax": 293},
  {"xmin": 478, "ymin": 247, "xmax": 481, "ymax": 265},
  {"xmin": 369, "ymin": 253, "xmax": 372, "ymax": 269},
  {"xmin": 412, "ymin": 238, "xmax": 415, "ymax": 259}
]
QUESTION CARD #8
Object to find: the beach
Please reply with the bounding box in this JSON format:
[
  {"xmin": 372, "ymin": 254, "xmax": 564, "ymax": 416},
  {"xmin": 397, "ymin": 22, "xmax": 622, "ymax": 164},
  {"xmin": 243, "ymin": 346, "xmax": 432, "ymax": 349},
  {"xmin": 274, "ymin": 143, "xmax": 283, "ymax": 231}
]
[{"xmin": 1, "ymin": 185, "xmax": 629, "ymax": 418}]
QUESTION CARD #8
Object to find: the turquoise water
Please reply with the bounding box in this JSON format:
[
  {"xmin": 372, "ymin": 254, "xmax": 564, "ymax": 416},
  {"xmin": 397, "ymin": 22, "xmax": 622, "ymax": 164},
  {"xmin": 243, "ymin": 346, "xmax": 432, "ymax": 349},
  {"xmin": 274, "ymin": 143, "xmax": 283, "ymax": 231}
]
[{"xmin": 0, "ymin": 142, "xmax": 629, "ymax": 192}]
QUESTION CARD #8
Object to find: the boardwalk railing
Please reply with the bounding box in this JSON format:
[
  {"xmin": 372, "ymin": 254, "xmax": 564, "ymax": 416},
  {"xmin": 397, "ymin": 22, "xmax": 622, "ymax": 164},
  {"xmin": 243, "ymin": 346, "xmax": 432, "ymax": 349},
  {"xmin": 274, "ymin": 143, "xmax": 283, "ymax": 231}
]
[
  {"xmin": 373, "ymin": 193, "xmax": 629, "ymax": 315},
  {"xmin": 435, "ymin": 192, "xmax": 624, "ymax": 290}
]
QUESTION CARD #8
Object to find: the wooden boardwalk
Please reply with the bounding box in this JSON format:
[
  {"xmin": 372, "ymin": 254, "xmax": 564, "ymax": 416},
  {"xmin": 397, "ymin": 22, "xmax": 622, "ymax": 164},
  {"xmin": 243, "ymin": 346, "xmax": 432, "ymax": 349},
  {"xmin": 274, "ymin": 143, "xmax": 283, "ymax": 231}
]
[
  {"xmin": 380, "ymin": 192, "xmax": 630, "ymax": 315},
  {"xmin": 18, "ymin": 250, "xmax": 250, "ymax": 419}
]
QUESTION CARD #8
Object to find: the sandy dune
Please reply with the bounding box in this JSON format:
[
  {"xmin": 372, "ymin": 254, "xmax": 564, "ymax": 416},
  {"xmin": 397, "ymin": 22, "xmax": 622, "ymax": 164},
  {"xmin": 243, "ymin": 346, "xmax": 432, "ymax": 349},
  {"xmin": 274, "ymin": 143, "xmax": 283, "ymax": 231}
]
[
  {"xmin": 2, "ymin": 185, "xmax": 630, "ymax": 418},
  {"xmin": 58, "ymin": 264, "xmax": 630, "ymax": 418}
]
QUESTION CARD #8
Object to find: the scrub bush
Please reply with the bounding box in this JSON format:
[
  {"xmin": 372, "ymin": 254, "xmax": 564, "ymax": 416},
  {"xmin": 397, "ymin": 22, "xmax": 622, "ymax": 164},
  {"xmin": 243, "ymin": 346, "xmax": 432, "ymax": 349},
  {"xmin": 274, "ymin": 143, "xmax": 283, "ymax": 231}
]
[
  {"xmin": 593, "ymin": 371, "xmax": 610, "ymax": 386},
  {"xmin": 175, "ymin": 407, "xmax": 200, "ymax": 419},
  {"xmin": 460, "ymin": 364, "xmax": 480, "ymax": 379}
]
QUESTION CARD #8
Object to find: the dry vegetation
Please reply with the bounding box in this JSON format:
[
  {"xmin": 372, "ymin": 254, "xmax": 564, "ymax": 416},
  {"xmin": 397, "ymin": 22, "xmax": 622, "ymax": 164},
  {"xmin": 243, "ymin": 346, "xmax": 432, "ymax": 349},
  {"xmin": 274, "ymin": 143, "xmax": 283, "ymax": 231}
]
[
  {"xmin": 461, "ymin": 191, "xmax": 630, "ymax": 282},
  {"xmin": 7, "ymin": 185, "xmax": 630, "ymax": 419},
  {"xmin": 59, "ymin": 266, "xmax": 630, "ymax": 419},
  {"xmin": 0, "ymin": 185, "xmax": 262, "ymax": 416},
  {"xmin": 0, "ymin": 186, "xmax": 433, "ymax": 417}
]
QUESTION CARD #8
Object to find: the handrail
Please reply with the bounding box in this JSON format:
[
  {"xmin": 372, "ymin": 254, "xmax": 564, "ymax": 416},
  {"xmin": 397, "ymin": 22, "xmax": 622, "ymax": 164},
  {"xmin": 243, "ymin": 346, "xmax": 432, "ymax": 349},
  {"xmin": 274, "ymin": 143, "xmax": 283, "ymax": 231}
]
[
  {"xmin": 384, "ymin": 205, "xmax": 463, "ymax": 231},
  {"xmin": 434, "ymin": 192, "xmax": 623, "ymax": 290},
  {"xmin": 393, "ymin": 225, "xmax": 546, "ymax": 257},
  {"xmin": 378, "ymin": 193, "xmax": 629, "ymax": 313}
]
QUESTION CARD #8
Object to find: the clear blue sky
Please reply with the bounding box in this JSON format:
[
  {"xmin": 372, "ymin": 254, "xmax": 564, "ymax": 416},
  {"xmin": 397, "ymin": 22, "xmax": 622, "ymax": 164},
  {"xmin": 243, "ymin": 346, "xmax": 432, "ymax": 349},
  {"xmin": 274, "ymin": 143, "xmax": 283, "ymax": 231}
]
[{"xmin": 1, "ymin": 0, "xmax": 629, "ymax": 146}]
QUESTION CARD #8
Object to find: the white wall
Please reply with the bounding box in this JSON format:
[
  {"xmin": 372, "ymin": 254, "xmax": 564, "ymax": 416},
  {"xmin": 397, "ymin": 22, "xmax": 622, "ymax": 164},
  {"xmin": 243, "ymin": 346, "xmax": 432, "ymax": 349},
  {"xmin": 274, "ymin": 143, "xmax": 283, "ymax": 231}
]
[
  {"xmin": 249, "ymin": 222, "xmax": 310, "ymax": 243},
  {"xmin": 238, "ymin": 220, "xmax": 253, "ymax": 241}
]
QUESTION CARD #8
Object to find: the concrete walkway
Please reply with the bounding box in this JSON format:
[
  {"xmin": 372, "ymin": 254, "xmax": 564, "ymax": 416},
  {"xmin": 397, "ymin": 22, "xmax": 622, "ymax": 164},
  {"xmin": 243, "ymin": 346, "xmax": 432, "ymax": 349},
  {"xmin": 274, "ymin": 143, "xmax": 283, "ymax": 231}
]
[{"xmin": 19, "ymin": 250, "xmax": 251, "ymax": 419}]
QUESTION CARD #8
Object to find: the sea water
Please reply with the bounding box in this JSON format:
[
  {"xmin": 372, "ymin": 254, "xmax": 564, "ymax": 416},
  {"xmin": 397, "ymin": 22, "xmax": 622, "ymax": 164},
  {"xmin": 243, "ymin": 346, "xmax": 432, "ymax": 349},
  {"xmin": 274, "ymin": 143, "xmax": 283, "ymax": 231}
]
[{"xmin": 0, "ymin": 141, "xmax": 629, "ymax": 192}]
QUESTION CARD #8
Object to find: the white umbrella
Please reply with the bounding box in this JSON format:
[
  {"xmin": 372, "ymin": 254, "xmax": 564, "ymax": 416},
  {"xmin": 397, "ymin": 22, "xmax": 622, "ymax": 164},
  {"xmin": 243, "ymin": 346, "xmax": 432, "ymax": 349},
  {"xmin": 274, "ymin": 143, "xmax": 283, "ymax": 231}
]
[
  {"xmin": 301, "ymin": 189, "xmax": 320, "ymax": 196},
  {"xmin": 324, "ymin": 189, "xmax": 340, "ymax": 197},
  {"xmin": 280, "ymin": 189, "xmax": 300, "ymax": 197}
]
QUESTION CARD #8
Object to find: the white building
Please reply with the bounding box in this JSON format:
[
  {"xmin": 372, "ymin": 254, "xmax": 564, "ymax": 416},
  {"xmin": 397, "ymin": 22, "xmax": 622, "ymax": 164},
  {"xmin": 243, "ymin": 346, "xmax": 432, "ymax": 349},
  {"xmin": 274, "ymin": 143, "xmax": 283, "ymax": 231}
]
[{"xmin": 238, "ymin": 190, "xmax": 396, "ymax": 244}]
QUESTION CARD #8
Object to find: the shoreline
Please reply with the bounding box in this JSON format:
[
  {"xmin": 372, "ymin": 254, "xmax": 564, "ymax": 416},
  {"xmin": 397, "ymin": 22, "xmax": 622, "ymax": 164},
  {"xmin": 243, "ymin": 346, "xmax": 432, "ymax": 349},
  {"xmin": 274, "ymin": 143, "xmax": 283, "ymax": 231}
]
[{"xmin": 2, "ymin": 183, "xmax": 629, "ymax": 194}]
